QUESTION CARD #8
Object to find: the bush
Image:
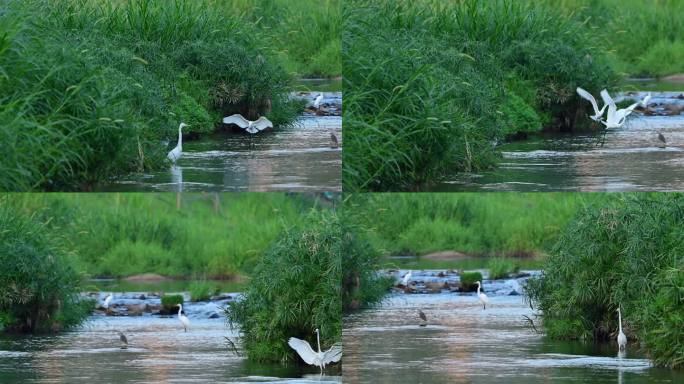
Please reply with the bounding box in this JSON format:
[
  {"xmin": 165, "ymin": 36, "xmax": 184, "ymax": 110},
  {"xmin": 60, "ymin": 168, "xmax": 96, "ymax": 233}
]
[
  {"xmin": 460, "ymin": 271, "xmax": 483, "ymax": 292},
  {"xmin": 226, "ymin": 211, "xmax": 341, "ymax": 363},
  {"xmin": 525, "ymin": 194, "xmax": 684, "ymax": 369},
  {"xmin": 487, "ymin": 258, "xmax": 519, "ymax": 280},
  {"xmin": 0, "ymin": 201, "xmax": 90, "ymax": 333},
  {"xmin": 161, "ymin": 294, "xmax": 184, "ymax": 312},
  {"xmin": 343, "ymin": 0, "xmax": 618, "ymax": 191},
  {"xmin": 189, "ymin": 281, "xmax": 219, "ymax": 302}
]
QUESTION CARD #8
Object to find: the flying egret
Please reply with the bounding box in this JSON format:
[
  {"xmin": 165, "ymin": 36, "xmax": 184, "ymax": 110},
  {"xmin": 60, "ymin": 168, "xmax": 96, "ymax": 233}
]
[
  {"xmin": 617, "ymin": 307, "xmax": 627, "ymax": 351},
  {"xmin": 103, "ymin": 294, "xmax": 112, "ymax": 309},
  {"xmin": 167, "ymin": 123, "xmax": 188, "ymax": 163},
  {"xmin": 288, "ymin": 328, "xmax": 342, "ymax": 374},
  {"xmin": 401, "ymin": 270, "xmax": 412, "ymax": 286},
  {"xmin": 418, "ymin": 309, "xmax": 427, "ymax": 327},
  {"xmin": 600, "ymin": 90, "xmax": 639, "ymax": 129},
  {"xmin": 115, "ymin": 330, "xmax": 128, "ymax": 349},
  {"xmin": 475, "ymin": 281, "xmax": 489, "ymax": 310},
  {"xmin": 576, "ymin": 87, "xmax": 607, "ymax": 122},
  {"xmin": 313, "ymin": 94, "xmax": 324, "ymax": 109},
  {"xmin": 330, "ymin": 132, "xmax": 339, "ymax": 149},
  {"xmin": 176, "ymin": 304, "xmax": 190, "ymax": 332},
  {"xmin": 222, "ymin": 114, "xmax": 273, "ymax": 134}
]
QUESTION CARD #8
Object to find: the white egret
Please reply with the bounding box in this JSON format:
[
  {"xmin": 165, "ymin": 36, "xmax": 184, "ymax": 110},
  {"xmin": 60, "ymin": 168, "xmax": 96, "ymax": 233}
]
[
  {"xmin": 641, "ymin": 92, "xmax": 652, "ymax": 108},
  {"xmin": 167, "ymin": 123, "xmax": 188, "ymax": 163},
  {"xmin": 222, "ymin": 114, "xmax": 273, "ymax": 134},
  {"xmin": 475, "ymin": 281, "xmax": 489, "ymax": 310},
  {"xmin": 330, "ymin": 132, "xmax": 339, "ymax": 149},
  {"xmin": 288, "ymin": 328, "xmax": 342, "ymax": 374},
  {"xmin": 617, "ymin": 307, "xmax": 627, "ymax": 351},
  {"xmin": 176, "ymin": 304, "xmax": 190, "ymax": 332},
  {"xmin": 313, "ymin": 94, "xmax": 324, "ymax": 109},
  {"xmin": 576, "ymin": 87, "xmax": 607, "ymax": 122},
  {"xmin": 600, "ymin": 90, "xmax": 639, "ymax": 129},
  {"xmin": 103, "ymin": 294, "xmax": 112, "ymax": 309},
  {"xmin": 401, "ymin": 270, "xmax": 412, "ymax": 286},
  {"xmin": 115, "ymin": 330, "xmax": 128, "ymax": 349}
]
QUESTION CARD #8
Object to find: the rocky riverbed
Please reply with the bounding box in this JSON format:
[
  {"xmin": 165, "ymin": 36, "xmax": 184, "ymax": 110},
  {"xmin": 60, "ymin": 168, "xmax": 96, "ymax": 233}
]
[
  {"xmin": 386, "ymin": 269, "xmax": 539, "ymax": 295},
  {"xmin": 292, "ymin": 91, "xmax": 342, "ymax": 116},
  {"xmin": 84, "ymin": 291, "xmax": 241, "ymax": 318}
]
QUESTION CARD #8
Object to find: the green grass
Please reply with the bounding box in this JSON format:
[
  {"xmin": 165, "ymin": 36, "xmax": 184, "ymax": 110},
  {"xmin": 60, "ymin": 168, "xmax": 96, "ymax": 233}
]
[
  {"xmin": 487, "ymin": 258, "xmax": 520, "ymax": 280},
  {"xmin": 4, "ymin": 193, "xmax": 326, "ymax": 278},
  {"xmin": 460, "ymin": 271, "xmax": 483, "ymax": 291},
  {"xmin": 188, "ymin": 280, "xmax": 219, "ymax": 302},
  {"xmin": 547, "ymin": 0, "xmax": 684, "ymax": 77},
  {"xmin": 226, "ymin": 211, "xmax": 341, "ymax": 363},
  {"xmin": 0, "ymin": 199, "xmax": 91, "ymax": 333},
  {"xmin": 161, "ymin": 294, "xmax": 184, "ymax": 312},
  {"xmin": 345, "ymin": 193, "xmax": 597, "ymax": 258},
  {"xmin": 380, "ymin": 257, "xmax": 543, "ymax": 272},
  {"xmin": 525, "ymin": 193, "xmax": 684, "ymax": 369},
  {"xmin": 0, "ymin": 0, "xmax": 328, "ymax": 191},
  {"xmin": 343, "ymin": 0, "xmax": 618, "ymax": 191}
]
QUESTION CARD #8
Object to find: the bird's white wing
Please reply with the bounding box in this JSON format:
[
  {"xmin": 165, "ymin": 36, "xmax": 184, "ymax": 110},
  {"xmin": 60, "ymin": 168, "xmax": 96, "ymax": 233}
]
[
  {"xmin": 288, "ymin": 337, "xmax": 318, "ymax": 365},
  {"xmin": 253, "ymin": 117, "xmax": 273, "ymax": 131},
  {"xmin": 576, "ymin": 87, "xmax": 599, "ymax": 114},
  {"xmin": 600, "ymin": 89, "xmax": 616, "ymax": 112},
  {"xmin": 223, "ymin": 114, "xmax": 250, "ymax": 128},
  {"xmin": 321, "ymin": 343, "xmax": 342, "ymax": 365},
  {"xmin": 480, "ymin": 293, "xmax": 490, "ymax": 303}
]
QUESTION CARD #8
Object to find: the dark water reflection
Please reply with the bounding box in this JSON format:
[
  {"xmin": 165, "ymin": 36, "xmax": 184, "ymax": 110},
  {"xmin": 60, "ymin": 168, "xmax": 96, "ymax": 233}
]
[
  {"xmin": 343, "ymin": 294, "xmax": 681, "ymax": 384},
  {"xmin": 0, "ymin": 316, "xmax": 341, "ymax": 383}
]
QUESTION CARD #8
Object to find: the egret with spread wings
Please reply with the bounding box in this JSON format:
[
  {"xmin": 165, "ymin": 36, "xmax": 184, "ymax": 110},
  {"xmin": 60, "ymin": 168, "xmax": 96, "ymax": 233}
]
[
  {"xmin": 288, "ymin": 328, "xmax": 342, "ymax": 374},
  {"xmin": 223, "ymin": 114, "xmax": 273, "ymax": 134}
]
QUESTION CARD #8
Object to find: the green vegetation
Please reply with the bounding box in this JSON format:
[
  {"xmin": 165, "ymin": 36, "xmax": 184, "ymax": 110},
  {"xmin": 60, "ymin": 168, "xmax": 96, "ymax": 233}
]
[
  {"xmin": 345, "ymin": 193, "xmax": 595, "ymax": 258},
  {"xmin": 526, "ymin": 194, "xmax": 684, "ymax": 369},
  {"xmin": 0, "ymin": 200, "xmax": 91, "ymax": 333},
  {"xmin": 228, "ymin": 0, "xmax": 341, "ymax": 78},
  {"xmin": 161, "ymin": 294, "xmax": 184, "ymax": 312},
  {"xmin": 487, "ymin": 258, "xmax": 520, "ymax": 280},
  {"xmin": 189, "ymin": 280, "xmax": 219, "ymax": 302},
  {"xmin": 226, "ymin": 212, "xmax": 341, "ymax": 363},
  {"xmin": 459, "ymin": 272, "xmax": 483, "ymax": 291},
  {"xmin": 5, "ymin": 193, "xmax": 322, "ymax": 277},
  {"xmin": 343, "ymin": 0, "xmax": 618, "ymax": 191},
  {"xmin": 549, "ymin": 0, "xmax": 684, "ymax": 77},
  {"xmin": 0, "ymin": 0, "xmax": 342, "ymax": 191}
]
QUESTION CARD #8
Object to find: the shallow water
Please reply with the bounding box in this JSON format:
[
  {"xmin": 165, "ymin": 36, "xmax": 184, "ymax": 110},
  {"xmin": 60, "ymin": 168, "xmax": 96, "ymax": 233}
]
[
  {"xmin": 97, "ymin": 116, "xmax": 341, "ymax": 192},
  {"xmin": 433, "ymin": 92, "xmax": 684, "ymax": 192},
  {"xmin": 0, "ymin": 314, "xmax": 341, "ymax": 383},
  {"xmin": 343, "ymin": 291, "xmax": 681, "ymax": 384}
]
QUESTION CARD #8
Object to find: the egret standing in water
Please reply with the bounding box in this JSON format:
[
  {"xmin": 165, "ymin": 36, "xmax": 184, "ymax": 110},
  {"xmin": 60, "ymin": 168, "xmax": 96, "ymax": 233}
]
[
  {"xmin": 475, "ymin": 281, "xmax": 489, "ymax": 310},
  {"xmin": 288, "ymin": 328, "xmax": 342, "ymax": 374},
  {"xmin": 222, "ymin": 114, "xmax": 273, "ymax": 134},
  {"xmin": 167, "ymin": 123, "xmax": 188, "ymax": 163},
  {"xmin": 641, "ymin": 92, "xmax": 652, "ymax": 108},
  {"xmin": 401, "ymin": 270, "xmax": 412, "ymax": 286},
  {"xmin": 103, "ymin": 294, "xmax": 112, "ymax": 309},
  {"xmin": 313, "ymin": 94, "xmax": 324, "ymax": 109},
  {"xmin": 115, "ymin": 330, "xmax": 128, "ymax": 349},
  {"xmin": 617, "ymin": 307, "xmax": 627, "ymax": 351},
  {"xmin": 576, "ymin": 87, "xmax": 607, "ymax": 122},
  {"xmin": 176, "ymin": 304, "xmax": 190, "ymax": 332}
]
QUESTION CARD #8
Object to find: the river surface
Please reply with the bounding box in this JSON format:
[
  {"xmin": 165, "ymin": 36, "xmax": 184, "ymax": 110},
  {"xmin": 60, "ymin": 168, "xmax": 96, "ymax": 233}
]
[
  {"xmin": 343, "ymin": 274, "xmax": 682, "ymax": 383},
  {"xmin": 0, "ymin": 295, "xmax": 341, "ymax": 383},
  {"xmin": 433, "ymin": 91, "xmax": 684, "ymax": 192}
]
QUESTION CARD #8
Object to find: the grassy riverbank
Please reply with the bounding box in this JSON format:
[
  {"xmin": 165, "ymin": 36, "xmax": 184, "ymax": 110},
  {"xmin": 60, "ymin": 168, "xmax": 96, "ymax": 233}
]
[
  {"xmin": 343, "ymin": 0, "xmax": 618, "ymax": 191},
  {"xmin": 4, "ymin": 193, "xmax": 326, "ymax": 278},
  {"xmin": 0, "ymin": 0, "xmax": 341, "ymax": 191},
  {"xmin": 526, "ymin": 194, "xmax": 684, "ymax": 369},
  {"xmin": 344, "ymin": 193, "xmax": 595, "ymax": 259},
  {"xmin": 547, "ymin": 0, "xmax": 684, "ymax": 77}
]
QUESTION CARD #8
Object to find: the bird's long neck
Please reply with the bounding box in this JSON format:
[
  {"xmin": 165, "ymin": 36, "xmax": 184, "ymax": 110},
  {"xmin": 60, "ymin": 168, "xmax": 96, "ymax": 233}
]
[
  {"xmin": 477, "ymin": 283, "xmax": 481, "ymax": 295},
  {"xmin": 618, "ymin": 309, "xmax": 623, "ymax": 333},
  {"xmin": 178, "ymin": 305, "xmax": 182, "ymax": 316},
  {"xmin": 178, "ymin": 125, "xmax": 183, "ymax": 149},
  {"xmin": 316, "ymin": 330, "xmax": 321, "ymax": 353}
]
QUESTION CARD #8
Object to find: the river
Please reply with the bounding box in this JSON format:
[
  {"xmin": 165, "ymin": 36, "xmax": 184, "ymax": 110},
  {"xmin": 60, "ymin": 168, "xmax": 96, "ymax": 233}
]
[{"xmin": 343, "ymin": 272, "xmax": 682, "ymax": 383}]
